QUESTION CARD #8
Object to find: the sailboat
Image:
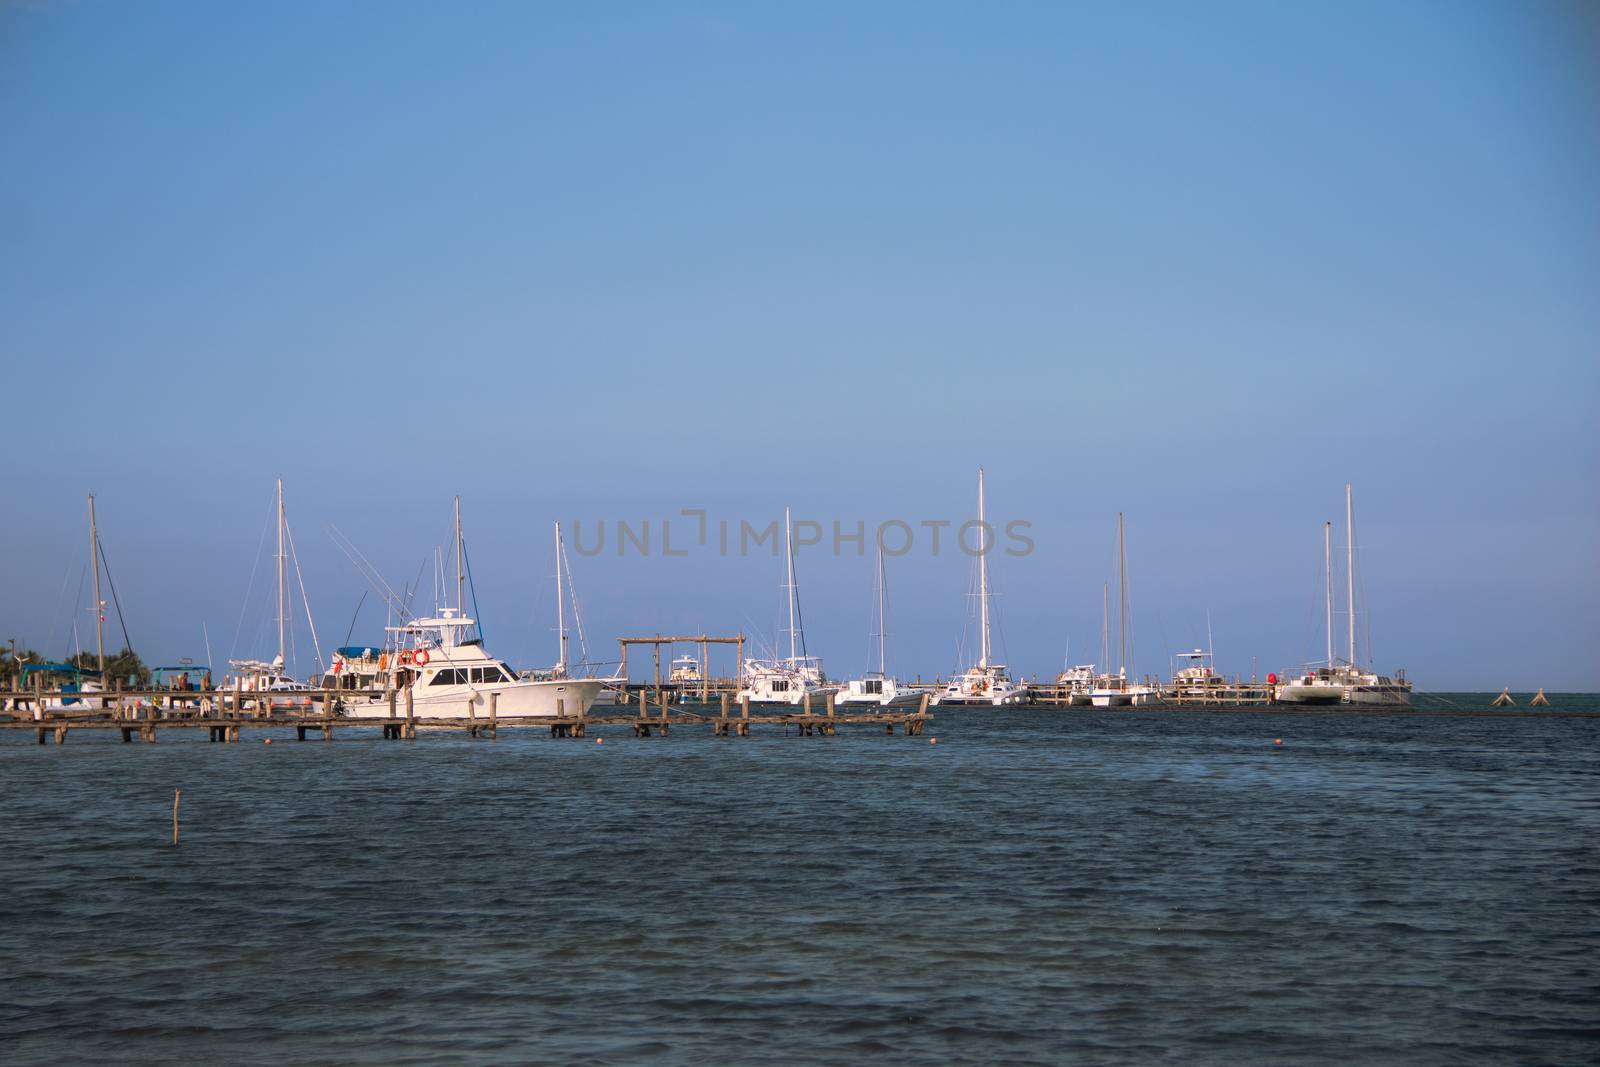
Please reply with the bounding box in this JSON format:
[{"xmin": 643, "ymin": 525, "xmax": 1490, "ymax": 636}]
[
  {"xmin": 1276, "ymin": 485, "xmax": 1412, "ymax": 706},
  {"xmin": 1336, "ymin": 484, "xmax": 1412, "ymax": 705},
  {"xmin": 936, "ymin": 469, "xmax": 1029, "ymax": 707},
  {"xmin": 11, "ymin": 496, "xmax": 115, "ymax": 719},
  {"xmin": 737, "ymin": 507, "xmax": 833, "ymax": 706},
  {"xmin": 1276, "ymin": 521, "xmax": 1346, "ymax": 704},
  {"xmin": 341, "ymin": 499, "xmax": 607, "ymax": 720},
  {"xmin": 526, "ymin": 521, "xmax": 626, "ymax": 692},
  {"xmin": 218, "ymin": 479, "xmax": 318, "ymax": 711},
  {"xmin": 1090, "ymin": 513, "xmax": 1159, "ymax": 707},
  {"xmin": 837, "ymin": 544, "xmax": 922, "ymax": 706}
]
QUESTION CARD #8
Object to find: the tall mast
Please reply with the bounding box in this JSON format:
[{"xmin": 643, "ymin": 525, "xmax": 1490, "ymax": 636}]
[
  {"xmin": 455, "ymin": 495, "xmax": 464, "ymax": 615},
  {"xmin": 1117, "ymin": 512, "xmax": 1128, "ymax": 677},
  {"xmin": 1345, "ymin": 482, "xmax": 1356, "ymax": 669},
  {"xmin": 784, "ymin": 507, "xmax": 798, "ymax": 663},
  {"xmin": 276, "ymin": 478, "xmax": 286, "ymax": 666},
  {"xmin": 555, "ymin": 521, "xmax": 567, "ymax": 673},
  {"xmin": 978, "ymin": 468, "xmax": 990, "ymax": 670},
  {"xmin": 87, "ymin": 494, "xmax": 104, "ymax": 673},
  {"xmin": 1324, "ymin": 521, "xmax": 1335, "ymax": 669},
  {"xmin": 876, "ymin": 544, "xmax": 888, "ymax": 676}
]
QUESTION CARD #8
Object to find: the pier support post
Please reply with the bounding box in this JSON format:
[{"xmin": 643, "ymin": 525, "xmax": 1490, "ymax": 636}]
[
  {"xmin": 739, "ymin": 695, "xmax": 750, "ymax": 736},
  {"xmin": 489, "ymin": 692, "xmax": 498, "ymax": 740},
  {"xmin": 404, "ymin": 685, "xmax": 415, "ymax": 739},
  {"xmin": 296, "ymin": 724, "xmax": 307, "ymax": 741}
]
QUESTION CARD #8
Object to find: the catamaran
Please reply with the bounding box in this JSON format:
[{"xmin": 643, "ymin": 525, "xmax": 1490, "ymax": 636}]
[
  {"xmin": 339, "ymin": 499, "xmax": 605, "ymax": 720},
  {"xmin": 1276, "ymin": 485, "xmax": 1412, "ymax": 706},
  {"xmin": 837, "ymin": 545, "xmax": 923, "ymax": 707},
  {"xmin": 1276, "ymin": 521, "xmax": 1347, "ymax": 705},
  {"xmin": 1090, "ymin": 513, "xmax": 1159, "ymax": 707},
  {"xmin": 737, "ymin": 507, "xmax": 834, "ymax": 706},
  {"xmin": 936, "ymin": 469, "xmax": 1029, "ymax": 707}
]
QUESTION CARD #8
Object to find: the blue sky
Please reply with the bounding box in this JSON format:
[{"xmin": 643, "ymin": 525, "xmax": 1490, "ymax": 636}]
[{"xmin": 2, "ymin": 1, "xmax": 1595, "ymax": 688}]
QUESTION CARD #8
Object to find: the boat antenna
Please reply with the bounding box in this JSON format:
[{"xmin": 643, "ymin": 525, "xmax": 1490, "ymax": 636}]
[{"xmin": 455, "ymin": 496, "xmax": 465, "ymax": 615}]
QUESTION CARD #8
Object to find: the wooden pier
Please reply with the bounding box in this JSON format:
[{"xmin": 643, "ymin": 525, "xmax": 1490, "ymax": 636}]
[{"xmin": 0, "ymin": 686, "xmax": 932, "ymax": 743}]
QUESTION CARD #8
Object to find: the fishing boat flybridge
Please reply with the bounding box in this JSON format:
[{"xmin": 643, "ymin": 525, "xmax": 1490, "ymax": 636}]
[
  {"xmin": 738, "ymin": 507, "xmax": 834, "ymax": 706},
  {"xmin": 936, "ymin": 469, "xmax": 1029, "ymax": 707},
  {"xmin": 837, "ymin": 545, "xmax": 923, "ymax": 707},
  {"xmin": 1275, "ymin": 484, "xmax": 1412, "ymax": 707},
  {"xmin": 339, "ymin": 499, "xmax": 606, "ymax": 720}
]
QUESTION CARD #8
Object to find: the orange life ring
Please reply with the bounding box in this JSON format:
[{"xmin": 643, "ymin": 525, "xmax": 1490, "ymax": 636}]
[
  {"xmin": 414, "ymin": 649, "xmax": 430, "ymax": 666},
  {"xmin": 378, "ymin": 653, "xmax": 388, "ymax": 671},
  {"xmin": 333, "ymin": 660, "xmax": 343, "ymax": 675}
]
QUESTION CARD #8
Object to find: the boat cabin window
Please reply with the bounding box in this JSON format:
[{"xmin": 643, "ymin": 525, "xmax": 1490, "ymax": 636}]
[
  {"xmin": 470, "ymin": 666, "xmax": 509, "ymax": 684},
  {"xmin": 772, "ymin": 679, "xmax": 790, "ymax": 692},
  {"xmin": 430, "ymin": 668, "xmax": 468, "ymax": 686},
  {"xmin": 865, "ymin": 680, "xmax": 883, "ymax": 694}
]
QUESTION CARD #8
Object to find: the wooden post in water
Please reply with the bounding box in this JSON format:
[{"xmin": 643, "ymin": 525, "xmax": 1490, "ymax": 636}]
[
  {"xmin": 488, "ymin": 691, "xmax": 498, "ymax": 740},
  {"xmin": 172, "ymin": 790, "xmax": 180, "ymax": 846},
  {"xmin": 404, "ymin": 684, "xmax": 415, "ymax": 739},
  {"xmin": 740, "ymin": 694, "xmax": 750, "ymax": 737},
  {"xmin": 825, "ymin": 690, "xmax": 836, "ymax": 735}
]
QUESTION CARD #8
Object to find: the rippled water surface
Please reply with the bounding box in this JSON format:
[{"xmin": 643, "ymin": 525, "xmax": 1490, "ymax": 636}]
[{"xmin": 3, "ymin": 704, "xmax": 1597, "ymax": 1065}]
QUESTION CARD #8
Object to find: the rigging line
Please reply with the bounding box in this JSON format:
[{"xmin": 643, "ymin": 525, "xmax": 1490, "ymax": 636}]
[
  {"xmin": 231, "ymin": 493, "xmax": 275, "ymax": 660},
  {"xmin": 559, "ymin": 536, "xmax": 592, "ymax": 666},
  {"xmin": 343, "ymin": 591, "xmax": 368, "ymax": 647},
  {"xmin": 327, "ymin": 525, "xmax": 411, "ymax": 622},
  {"xmin": 96, "ymin": 538, "xmax": 134, "ymax": 657},
  {"xmin": 462, "ymin": 539, "xmax": 484, "ymax": 645},
  {"xmin": 284, "ymin": 519, "xmax": 323, "ymax": 672},
  {"xmin": 65, "ymin": 562, "xmax": 87, "ymax": 659}
]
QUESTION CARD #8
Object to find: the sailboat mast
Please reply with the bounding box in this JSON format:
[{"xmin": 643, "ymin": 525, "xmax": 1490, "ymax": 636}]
[
  {"xmin": 978, "ymin": 468, "xmax": 990, "ymax": 670},
  {"xmin": 87, "ymin": 494, "xmax": 104, "ymax": 673},
  {"xmin": 555, "ymin": 521, "xmax": 567, "ymax": 673},
  {"xmin": 455, "ymin": 495, "xmax": 464, "ymax": 615},
  {"xmin": 1117, "ymin": 512, "xmax": 1128, "ymax": 677},
  {"xmin": 785, "ymin": 506, "xmax": 797, "ymax": 663},
  {"xmin": 1345, "ymin": 482, "xmax": 1356, "ymax": 669},
  {"xmin": 1324, "ymin": 521, "xmax": 1334, "ymax": 669},
  {"xmin": 276, "ymin": 478, "xmax": 286, "ymax": 666},
  {"xmin": 876, "ymin": 544, "xmax": 888, "ymax": 676}
]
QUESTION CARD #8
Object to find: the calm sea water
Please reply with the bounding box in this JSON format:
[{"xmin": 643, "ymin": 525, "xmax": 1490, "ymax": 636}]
[{"xmin": 2, "ymin": 700, "xmax": 1596, "ymax": 1065}]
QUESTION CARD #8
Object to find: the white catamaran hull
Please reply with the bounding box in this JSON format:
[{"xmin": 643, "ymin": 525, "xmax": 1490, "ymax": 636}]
[
  {"xmin": 937, "ymin": 686, "xmax": 1030, "ymax": 707},
  {"xmin": 1345, "ymin": 684, "xmax": 1412, "ymax": 707},
  {"xmin": 341, "ymin": 678, "xmax": 604, "ymax": 719},
  {"xmin": 1276, "ymin": 684, "xmax": 1344, "ymax": 705}
]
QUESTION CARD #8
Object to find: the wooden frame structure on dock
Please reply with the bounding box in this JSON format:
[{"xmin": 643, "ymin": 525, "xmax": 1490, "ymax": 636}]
[{"xmin": 616, "ymin": 634, "xmax": 745, "ymax": 699}]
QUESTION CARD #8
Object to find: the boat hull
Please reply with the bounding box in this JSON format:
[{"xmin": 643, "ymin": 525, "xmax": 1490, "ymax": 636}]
[
  {"xmin": 1276, "ymin": 684, "xmax": 1344, "ymax": 705},
  {"xmin": 341, "ymin": 678, "xmax": 605, "ymax": 719}
]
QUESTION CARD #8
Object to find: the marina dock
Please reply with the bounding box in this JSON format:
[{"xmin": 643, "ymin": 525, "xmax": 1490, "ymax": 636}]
[{"xmin": 0, "ymin": 686, "xmax": 933, "ymax": 743}]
